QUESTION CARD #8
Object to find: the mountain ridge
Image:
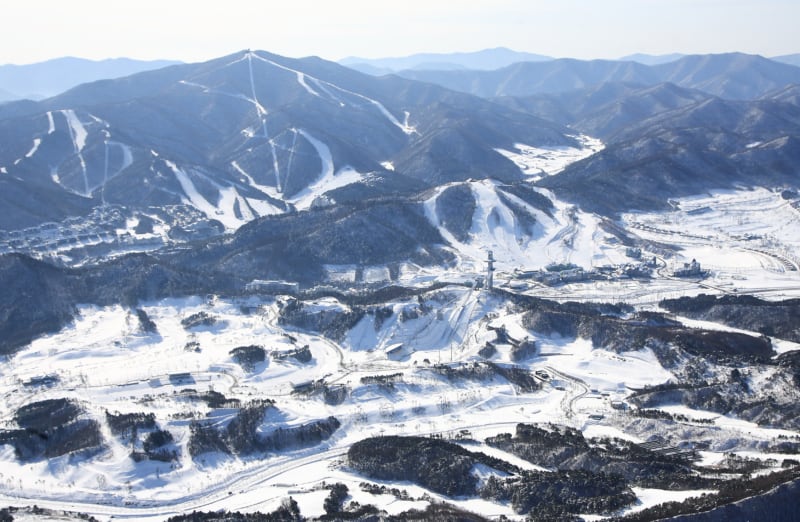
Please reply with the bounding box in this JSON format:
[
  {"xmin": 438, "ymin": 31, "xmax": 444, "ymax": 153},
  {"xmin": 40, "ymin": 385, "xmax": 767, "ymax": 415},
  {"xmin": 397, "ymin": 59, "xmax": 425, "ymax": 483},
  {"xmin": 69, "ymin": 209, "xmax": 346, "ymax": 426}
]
[
  {"xmin": 398, "ymin": 53, "xmax": 800, "ymax": 100},
  {"xmin": 0, "ymin": 56, "xmax": 181, "ymax": 100},
  {"xmin": 0, "ymin": 49, "xmax": 578, "ymax": 233},
  {"xmin": 340, "ymin": 47, "xmax": 553, "ymax": 75},
  {"xmin": 539, "ymin": 90, "xmax": 800, "ymax": 214}
]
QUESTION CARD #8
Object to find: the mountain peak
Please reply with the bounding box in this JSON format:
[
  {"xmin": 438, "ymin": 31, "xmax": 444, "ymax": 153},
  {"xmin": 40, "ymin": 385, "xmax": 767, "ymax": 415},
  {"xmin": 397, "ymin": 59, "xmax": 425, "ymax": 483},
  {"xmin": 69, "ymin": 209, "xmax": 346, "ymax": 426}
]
[{"xmin": 0, "ymin": 49, "xmax": 577, "ymax": 235}]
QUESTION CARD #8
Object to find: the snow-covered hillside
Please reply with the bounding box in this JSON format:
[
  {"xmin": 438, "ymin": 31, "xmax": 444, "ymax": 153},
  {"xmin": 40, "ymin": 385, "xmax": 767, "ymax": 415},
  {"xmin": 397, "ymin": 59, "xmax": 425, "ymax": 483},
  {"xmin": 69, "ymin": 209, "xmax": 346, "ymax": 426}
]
[
  {"xmin": 423, "ymin": 179, "xmax": 621, "ymax": 275},
  {"xmin": 3, "ymin": 47, "xmax": 800, "ymax": 522},
  {"xmin": 1, "ymin": 287, "xmax": 797, "ymax": 520}
]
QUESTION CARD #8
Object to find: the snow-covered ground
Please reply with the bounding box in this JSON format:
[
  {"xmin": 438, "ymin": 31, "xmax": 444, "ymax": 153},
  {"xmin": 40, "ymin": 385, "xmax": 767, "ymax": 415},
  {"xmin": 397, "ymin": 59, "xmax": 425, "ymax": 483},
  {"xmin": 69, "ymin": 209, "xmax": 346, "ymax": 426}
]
[
  {"xmin": 495, "ymin": 134, "xmax": 604, "ymax": 181},
  {"xmin": 417, "ymin": 180, "xmax": 800, "ymax": 311},
  {"xmin": 422, "ymin": 179, "xmax": 624, "ymax": 276},
  {"xmin": 4, "ymin": 116, "xmax": 800, "ymax": 519},
  {"xmin": 622, "ymin": 187, "xmax": 800, "ymax": 296},
  {"xmin": 0, "ymin": 292, "xmax": 555, "ymax": 518},
  {"xmin": 1, "ymin": 285, "xmax": 796, "ymax": 520},
  {"xmin": 456, "ymin": 186, "xmax": 800, "ymax": 305}
]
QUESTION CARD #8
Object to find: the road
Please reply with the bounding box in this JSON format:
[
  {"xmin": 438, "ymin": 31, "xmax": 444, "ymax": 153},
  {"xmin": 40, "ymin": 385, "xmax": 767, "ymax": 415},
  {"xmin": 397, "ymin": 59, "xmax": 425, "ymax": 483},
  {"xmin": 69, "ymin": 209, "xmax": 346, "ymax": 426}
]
[{"xmin": 545, "ymin": 366, "xmax": 590, "ymax": 418}]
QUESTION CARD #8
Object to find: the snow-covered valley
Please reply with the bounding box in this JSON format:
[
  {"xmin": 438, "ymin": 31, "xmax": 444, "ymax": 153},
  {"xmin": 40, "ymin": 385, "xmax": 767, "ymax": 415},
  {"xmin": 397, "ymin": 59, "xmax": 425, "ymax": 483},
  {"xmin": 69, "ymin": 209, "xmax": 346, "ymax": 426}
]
[
  {"xmin": 2, "ymin": 132, "xmax": 800, "ymax": 520},
  {"xmin": 1, "ymin": 271, "xmax": 798, "ymax": 520},
  {"xmin": 2, "ymin": 47, "xmax": 800, "ymax": 521}
]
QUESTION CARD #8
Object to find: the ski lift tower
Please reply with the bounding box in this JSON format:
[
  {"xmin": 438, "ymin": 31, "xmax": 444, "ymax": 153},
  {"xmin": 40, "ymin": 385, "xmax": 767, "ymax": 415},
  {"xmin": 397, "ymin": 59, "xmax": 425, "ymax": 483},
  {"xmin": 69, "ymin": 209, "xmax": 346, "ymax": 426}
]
[{"xmin": 486, "ymin": 250, "xmax": 495, "ymax": 291}]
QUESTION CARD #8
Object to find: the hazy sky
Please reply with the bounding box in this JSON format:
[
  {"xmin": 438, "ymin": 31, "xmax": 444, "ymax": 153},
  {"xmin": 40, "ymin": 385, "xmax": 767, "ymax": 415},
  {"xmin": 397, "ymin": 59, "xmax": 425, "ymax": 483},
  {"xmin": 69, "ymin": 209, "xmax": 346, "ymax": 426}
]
[{"xmin": 1, "ymin": 0, "xmax": 797, "ymax": 65}]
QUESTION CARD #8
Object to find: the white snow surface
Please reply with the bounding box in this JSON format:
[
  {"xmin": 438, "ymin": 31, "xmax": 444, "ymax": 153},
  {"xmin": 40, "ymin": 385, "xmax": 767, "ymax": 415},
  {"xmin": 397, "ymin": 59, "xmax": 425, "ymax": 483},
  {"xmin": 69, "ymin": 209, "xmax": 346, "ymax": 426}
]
[
  {"xmin": 621, "ymin": 187, "xmax": 800, "ymax": 298},
  {"xmin": 5, "ymin": 65, "xmax": 800, "ymax": 521},
  {"xmin": 57, "ymin": 109, "xmax": 91, "ymax": 195},
  {"xmin": 622, "ymin": 488, "xmax": 717, "ymax": 517},
  {"xmin": 246, "ymin": 52, "xmax": 413, "ymax": 134},
  {"xmin": 166, "ymin": 161, "xmax": 246, "ymax": 230},
  {"xmin": 237, "ymin": 128, "xmax": 366, "ymax": 212},
  {"xmin": 24, "ymin": 138, "xmax": 41, "ymax": 158},
  {"xmin": 62, "ymin": 109, "xmax": 88, "ymax": 152},
  {"xmin": 423, "ymin": 179, "xmax": 623, "ymax": 276},
  {"xmin": 495, "ymin": 134, "xmax": 604, "ymax": 181},
  {"xmin": 0, "ymin": 287, "xmax": 797, "ymax": 520},
  {"xmin": 108, "ymin": 141, "xmax": 134, "ymax": 173},
  {"xmin": 46, "ymin": 111, "xmax": 55, "ymax": 134}
]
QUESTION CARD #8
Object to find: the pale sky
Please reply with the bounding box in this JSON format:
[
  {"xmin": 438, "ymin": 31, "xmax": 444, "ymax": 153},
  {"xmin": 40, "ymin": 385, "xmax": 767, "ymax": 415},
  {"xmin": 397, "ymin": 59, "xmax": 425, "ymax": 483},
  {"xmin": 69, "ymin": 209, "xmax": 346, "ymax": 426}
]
[{"xmin": 1, "ymin": 0, "xmax": 797, "ymax": 65}]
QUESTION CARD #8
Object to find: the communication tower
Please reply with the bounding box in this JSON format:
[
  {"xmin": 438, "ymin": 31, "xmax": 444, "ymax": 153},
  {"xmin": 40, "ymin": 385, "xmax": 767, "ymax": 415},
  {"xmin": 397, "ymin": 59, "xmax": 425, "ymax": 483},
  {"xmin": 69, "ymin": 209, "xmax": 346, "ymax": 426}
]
[{"xmin": 486, "ymin": 250, "xmax": 495, "ymax": 290}]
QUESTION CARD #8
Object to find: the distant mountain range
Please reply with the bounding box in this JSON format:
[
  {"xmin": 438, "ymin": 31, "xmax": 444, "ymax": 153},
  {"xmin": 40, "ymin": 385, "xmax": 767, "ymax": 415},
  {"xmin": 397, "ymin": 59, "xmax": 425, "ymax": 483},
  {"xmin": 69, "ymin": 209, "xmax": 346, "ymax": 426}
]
[
  {"xmin": 772, "ymin": 53, "xmax": 800, "ymax": 67},
  {"xmin": 341, "ymin": 49, "xmax": 800, "ymax": 75},
  {"xmin": 618, "ymin": 53, "xmax": 686, "ymax": 65},
  {"xmin": 1, "ymin": 48, "xmax": 799, "ymax": 234},
  {"xmin": 0, "ymin": 50, "xmax": 575, "ymax": 231},
  {"xmin": 493, "ymin": 81, "xmax": 714, "ymax": 139},
  {"xmin": 339, "ymin": 47, "xmax": 553, "ymax": 75},
  {"xmin": 398, "ymin": 53, "xmax": 800, "ymax": 100},
  {"xmin": 0, "ymin": 57, "xmax": 180, "ymax": 101}
]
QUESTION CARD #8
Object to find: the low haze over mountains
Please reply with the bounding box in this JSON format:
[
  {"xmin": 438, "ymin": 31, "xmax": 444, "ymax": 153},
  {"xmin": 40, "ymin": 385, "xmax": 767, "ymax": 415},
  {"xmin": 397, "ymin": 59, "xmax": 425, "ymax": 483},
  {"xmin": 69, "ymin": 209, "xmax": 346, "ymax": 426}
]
[
  {"xmin": 397, "ymin": 53, "xmax": 800, "ymax": 100},
  {"xmin": 340, "ymin": 47, "xmax": 553, "ymax": 75},
  {"xmin": 0, "ymin": 57, "xmax": 180, "ymax": 101}
]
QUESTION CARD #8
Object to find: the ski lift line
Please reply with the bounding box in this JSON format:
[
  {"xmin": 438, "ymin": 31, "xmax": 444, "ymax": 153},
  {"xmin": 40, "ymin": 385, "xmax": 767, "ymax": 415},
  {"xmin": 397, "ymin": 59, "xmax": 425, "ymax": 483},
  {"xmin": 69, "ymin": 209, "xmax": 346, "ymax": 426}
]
[
  {"xmin": 100, "ymin": 140, "xmax": 109, "ymax": 207},
  {"xmin": 244, "ymin": 53, "xmax": 283, "ymax": 192},
  {"xmin": 247, "ymin": 51, "xmax": 321, "ymax": 98},
  {"xmin": 308, "ymin": 76, "xmax": 346, "ymax": 105},
  {"xmin": 248, "ymin": 51, "xmax": 412, "ymax": 134},
  {"xmin": 60, "ymin": 109, "xmax": 91, "ymax": 197},
  {"xmin": 178, "ymin": 80, "xmax": 255, "ymax": 105},
  {"xmin": 282, "ymin": 129, "xmax": 299, "ymax": 194},
  {"xmin": 246, "ymin": 53, "xmax": 267, "ymax": 117}
]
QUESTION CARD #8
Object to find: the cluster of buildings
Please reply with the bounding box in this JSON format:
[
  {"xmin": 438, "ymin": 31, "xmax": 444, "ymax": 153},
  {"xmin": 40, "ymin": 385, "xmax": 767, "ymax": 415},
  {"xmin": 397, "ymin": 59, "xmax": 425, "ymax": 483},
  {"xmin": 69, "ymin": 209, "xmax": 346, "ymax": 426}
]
[{"xmin": 0, "ymin": 204, "xmax": 222, "ymax": 264}]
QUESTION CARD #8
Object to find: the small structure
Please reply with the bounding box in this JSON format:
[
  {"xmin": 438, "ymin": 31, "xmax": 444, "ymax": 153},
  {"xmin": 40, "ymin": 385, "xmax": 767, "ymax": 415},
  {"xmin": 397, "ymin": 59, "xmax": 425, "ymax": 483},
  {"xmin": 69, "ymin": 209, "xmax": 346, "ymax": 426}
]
[
  {"xmin": 534, "ymin": 369, "xmax": 551, "ymax": 381},
  {"xmin": 486, "ymin": 250, "xmax": 495, "ymax": 290},
  {"xmin": 386, "ymin": 343, "xmax": 408, "ymax": 361},
  {"xmin": 291, "ymin": 379, "xmax": 320, "ymax": 394},
  {"xmin": 637, "ymin": 439, "xmax": 697, "ymax": 461},
  {"xmin": 245, "ymin": 279, "xmax": 300, "ymax": 294},
  {"xmin": 672, "ymin": 258, "xmax": 705, "ymax": 277},
  {"xmin": 168, "ymin": 373, "xmax": 195, "ymax": 386},
  {"xmin": 626, "ymin": 247, "xmax": 642, "ymax": 259}
]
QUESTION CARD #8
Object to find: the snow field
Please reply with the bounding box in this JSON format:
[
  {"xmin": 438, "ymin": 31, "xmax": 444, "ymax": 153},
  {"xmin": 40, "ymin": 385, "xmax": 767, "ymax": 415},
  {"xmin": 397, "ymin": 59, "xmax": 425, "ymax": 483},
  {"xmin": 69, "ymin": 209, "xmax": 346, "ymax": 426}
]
[
  {"xmin": 494, "ymin": 134, "xmax": 604, "ymax": 181},
  {"xmin": 423, "ymin": 179, "xmax": 627, "ymax": 278},
  {"xmin": 621, "ymin": 188, "xmax": 800, "ymax": 297},
  {"xmin": 1, "ymin": 286, "xmax": 798, "ymax": 520}
]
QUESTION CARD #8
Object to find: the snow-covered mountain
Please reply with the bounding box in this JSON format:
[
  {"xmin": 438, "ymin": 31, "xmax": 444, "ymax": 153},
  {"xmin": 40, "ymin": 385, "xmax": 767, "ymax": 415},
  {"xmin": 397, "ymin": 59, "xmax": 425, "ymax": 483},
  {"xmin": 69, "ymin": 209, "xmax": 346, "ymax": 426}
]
[
  {"xmin": 540, "ymin": 90, "xmax": 800, "ymax": 214},
  {"xmin": 399, "ymin": 53, "xmax": 800, "ymax": 100},
  {"xmin": 2, "ymin": 48, "xmax": 800, "ymax": 521},
  {"xmin": 0, "ymin": 50, "xmax": 577, "ymax": 233}
]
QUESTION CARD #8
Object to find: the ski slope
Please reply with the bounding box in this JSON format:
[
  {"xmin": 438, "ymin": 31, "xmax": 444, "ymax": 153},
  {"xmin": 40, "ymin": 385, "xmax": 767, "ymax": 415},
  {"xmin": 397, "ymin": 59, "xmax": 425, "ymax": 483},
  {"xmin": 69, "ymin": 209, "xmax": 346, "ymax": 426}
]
[{"xmin": 423, "ymin": 179, "xmax": 627, "ymax": 275}]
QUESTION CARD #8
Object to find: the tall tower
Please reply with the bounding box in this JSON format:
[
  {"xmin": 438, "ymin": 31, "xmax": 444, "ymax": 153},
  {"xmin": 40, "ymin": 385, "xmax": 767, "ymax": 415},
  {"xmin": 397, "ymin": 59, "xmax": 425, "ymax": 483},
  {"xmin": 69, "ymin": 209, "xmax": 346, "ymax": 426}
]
[{"xmin": 486, "ymin": 250, "xmax": 495, "ymax": 290}]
